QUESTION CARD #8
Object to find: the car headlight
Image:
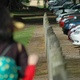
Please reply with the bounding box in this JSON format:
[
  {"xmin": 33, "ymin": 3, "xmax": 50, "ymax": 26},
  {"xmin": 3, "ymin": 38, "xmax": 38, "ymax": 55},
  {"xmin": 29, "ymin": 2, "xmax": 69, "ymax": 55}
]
[{"xmin": 74, "ymin": 16, "xmax": 77, "ymax": 19}]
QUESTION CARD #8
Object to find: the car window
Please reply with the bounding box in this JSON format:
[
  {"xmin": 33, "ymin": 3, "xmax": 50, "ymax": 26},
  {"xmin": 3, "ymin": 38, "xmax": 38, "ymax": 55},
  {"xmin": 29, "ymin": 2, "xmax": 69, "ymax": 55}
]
[
  {"xmin": 72, "ymin": 5, "xmax": 80, "ymax": 9},
  {"xmin": 68, "ymin": 4, "xmax": 75, "ymax": 8}
]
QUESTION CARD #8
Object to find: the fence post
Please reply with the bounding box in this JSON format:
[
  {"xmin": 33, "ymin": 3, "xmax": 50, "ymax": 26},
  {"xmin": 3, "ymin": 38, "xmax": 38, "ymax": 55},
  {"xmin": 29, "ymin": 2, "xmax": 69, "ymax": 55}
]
[{"xmin": 43, "ymin": 13, "xmax": 67, "ymax": 80}]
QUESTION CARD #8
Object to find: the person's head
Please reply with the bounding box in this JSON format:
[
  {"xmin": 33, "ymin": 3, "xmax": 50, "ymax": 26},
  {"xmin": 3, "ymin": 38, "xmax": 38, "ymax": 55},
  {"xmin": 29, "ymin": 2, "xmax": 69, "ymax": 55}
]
[{"xmin": 0, "ymin": 6, "xmax": 14, "ymax": 42}]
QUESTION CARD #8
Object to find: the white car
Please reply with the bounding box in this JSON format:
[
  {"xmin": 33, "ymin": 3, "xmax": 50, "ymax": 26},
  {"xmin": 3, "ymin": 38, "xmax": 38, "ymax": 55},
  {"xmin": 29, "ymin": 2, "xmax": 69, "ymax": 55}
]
[
  {"xmin": 55, "ymin": 9, "xmax": 77, "ymax": 16},
  {"xmin": 48, "ymin": 0, "xmax": 72, "ymax": 11},
  {"xmin": 53, "ymin": 2, "xmax": 73, "ymax": 13},
  {"xmin": 68, "ymin": 25, "xmax": 80, "ymax": 46},
  {"xmin": 48, "ymin": 0, "xmax": 58, "ymax": 11},
  {"xmin": 56, "ymin": 9, "xmax": 78, "ymax": 23},
  {"xmin": 55, "ymin": 4, "xmax": 80, "ymax": 16},
  {"xmin": 48, "ymin": 0, "xmax": 58, "ymax": 5}
]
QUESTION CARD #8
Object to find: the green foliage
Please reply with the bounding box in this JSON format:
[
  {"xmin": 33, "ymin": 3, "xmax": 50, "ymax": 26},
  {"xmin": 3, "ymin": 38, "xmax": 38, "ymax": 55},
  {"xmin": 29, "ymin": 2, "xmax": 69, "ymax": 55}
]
[{"xmin": 13, "ymin": 27, "xmax": 35, "ymax": 47}]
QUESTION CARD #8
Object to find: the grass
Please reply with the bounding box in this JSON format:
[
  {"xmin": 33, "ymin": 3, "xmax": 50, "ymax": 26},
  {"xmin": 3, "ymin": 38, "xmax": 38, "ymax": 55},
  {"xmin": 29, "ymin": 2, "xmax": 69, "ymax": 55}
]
[{"xmin": 13, "ymin": 27, "xmax": 35, "ymax": 47}]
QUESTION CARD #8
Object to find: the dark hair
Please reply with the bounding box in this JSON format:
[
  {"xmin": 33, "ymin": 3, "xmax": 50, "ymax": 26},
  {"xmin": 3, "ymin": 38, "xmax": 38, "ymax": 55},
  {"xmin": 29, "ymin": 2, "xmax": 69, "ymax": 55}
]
[{"xmin": 0, "ymin": 6, "xmax": 14, "ymax": 43}]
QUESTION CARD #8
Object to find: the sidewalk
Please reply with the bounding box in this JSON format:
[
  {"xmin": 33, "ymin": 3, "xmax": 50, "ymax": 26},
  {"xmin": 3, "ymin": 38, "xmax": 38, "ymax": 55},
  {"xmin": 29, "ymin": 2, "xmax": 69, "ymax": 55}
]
[{"xmin": 27, "ymin": 25, "xmax": 48, "ymax": 80}]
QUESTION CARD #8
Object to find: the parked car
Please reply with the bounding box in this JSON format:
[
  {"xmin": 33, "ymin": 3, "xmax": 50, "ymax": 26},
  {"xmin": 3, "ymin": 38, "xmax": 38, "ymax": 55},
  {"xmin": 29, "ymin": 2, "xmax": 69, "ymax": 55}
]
[
  {"xmin": 48, "ymin": 0, "xmax": 58, "ymax": 11},
  {"xmin": 68, "ymin": 25, "xmax": 80, "ymax": 45},
  {"xmin": 59, "ymin": 14, "xmax": 80, "ymax": 27},
  {"xmin": 55, "ymin": 4, "xmax": 80, "ymax": 15},
  {"xmin": 63, "ymin": 18, "xmax": 80, "ymax": 35},
  {"xmin": 59, "ymin": 15, "xmax": 75, "ymax": 27},
  {"xmin": 56, "ymin": 9, "xmax": 80, "ymax": 23},
  {"xmin": 48, "ymin": 0, "xmax": 72, "ymax": 11},
  {"xmin": 53, "ymin": 2, "xmax": 74, "ymax": 13}
]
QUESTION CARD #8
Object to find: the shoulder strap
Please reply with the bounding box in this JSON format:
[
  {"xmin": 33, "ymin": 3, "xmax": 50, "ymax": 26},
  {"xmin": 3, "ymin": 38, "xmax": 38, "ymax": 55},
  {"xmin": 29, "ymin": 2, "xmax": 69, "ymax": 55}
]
[
  {"xmin": 1, "ymin": 43, "xmax": 22, "ymax": 56},
  {"xmin": 1, "ymin": 45, "xmax": 12, "ymax": 56}
]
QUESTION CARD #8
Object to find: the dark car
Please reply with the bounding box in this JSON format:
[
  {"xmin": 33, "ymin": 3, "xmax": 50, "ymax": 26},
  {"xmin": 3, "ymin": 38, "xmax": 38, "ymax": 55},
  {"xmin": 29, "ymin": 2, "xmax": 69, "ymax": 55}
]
[
  {"xmin": 63, "ymin": 18, "xmax": 80, "ymax": 35},
  {"xmin": 59, "ymin": 13, "xmax": 80, "ymax": 27}
]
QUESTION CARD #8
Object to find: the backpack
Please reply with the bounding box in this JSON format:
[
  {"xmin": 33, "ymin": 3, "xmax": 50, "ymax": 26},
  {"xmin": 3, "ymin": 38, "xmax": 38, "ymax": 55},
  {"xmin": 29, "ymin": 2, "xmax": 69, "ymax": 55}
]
[{"xmin": 0, "ymin": 45, "xmax": 20, "ymax": 80}]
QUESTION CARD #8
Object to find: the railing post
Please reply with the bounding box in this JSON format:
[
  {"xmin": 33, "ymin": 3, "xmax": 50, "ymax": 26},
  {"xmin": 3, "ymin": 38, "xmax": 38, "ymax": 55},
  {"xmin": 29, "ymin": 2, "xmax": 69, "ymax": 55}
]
[{"xmin": 43, "ymin": 13, "xmax": 68, "ymax": 80}]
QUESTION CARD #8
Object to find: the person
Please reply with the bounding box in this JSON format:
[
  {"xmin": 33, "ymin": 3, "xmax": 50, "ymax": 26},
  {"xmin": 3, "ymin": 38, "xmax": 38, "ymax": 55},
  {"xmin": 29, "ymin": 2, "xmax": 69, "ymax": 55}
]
[
  {"xmin": 23, "ymin": 54, "xmax": 38, "ymax": 80},
  {"xmin": 0, "ymin": 5, "xmax": 38, "ymax": 80}
]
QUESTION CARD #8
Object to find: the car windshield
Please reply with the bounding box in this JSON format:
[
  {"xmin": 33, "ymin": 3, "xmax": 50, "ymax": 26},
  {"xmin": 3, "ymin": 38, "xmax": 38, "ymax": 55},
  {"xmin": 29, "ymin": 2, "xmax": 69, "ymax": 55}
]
[
  {"xmin": 66, "ymin": 4, "xmax": 75, "ymax": 9},
  {"xmin": 63, "ymin": 4, "xmax": 73, "ymax": 9},
  {"xmin": 71, "ymin": 4, "xmax": 80, "ymax": 9}
]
